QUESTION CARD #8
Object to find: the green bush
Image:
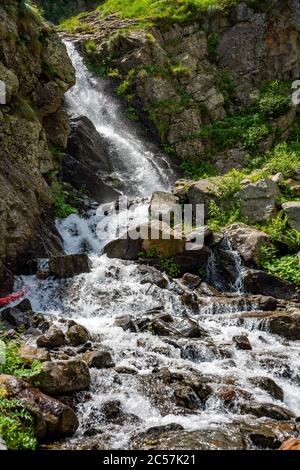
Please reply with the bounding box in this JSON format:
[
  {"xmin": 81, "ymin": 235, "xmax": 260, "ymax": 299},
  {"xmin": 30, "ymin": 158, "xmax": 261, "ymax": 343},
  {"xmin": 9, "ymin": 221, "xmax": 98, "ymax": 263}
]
[
  {"xmin": 255, "ymin": 80, "xmax": 291, "ymax": 118},
  {"xmin": 207, "ymin": 201, "xmax": 242, "ymax": 231},
  {"xmin": 51, "ymin": 181, "xmax": 76, "ymax": 219},
  {"xmin": 261, "ymin": 212, "xmax": 300, "ymax": 252},
  {"xmin": 0, "ymin": 341, "xmax": 42, "ymax": 380},
  {"xmin": 0, "ymin": 399, "xmax": 37, "ymax": 450},
  {"xmin": 180, "ymin": 160, "xmax": 219, "ymax": 180},
  {"xmin": 260, "ymin": 246, "xmax": 300, "ymax": 285}
]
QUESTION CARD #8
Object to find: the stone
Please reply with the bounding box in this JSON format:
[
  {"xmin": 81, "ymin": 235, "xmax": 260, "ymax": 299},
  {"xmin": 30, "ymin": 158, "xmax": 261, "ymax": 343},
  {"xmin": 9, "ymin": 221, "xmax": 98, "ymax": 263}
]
[
  {"xmin": 66, "ymin": 324, "xmax": 90, "ymax": 346},
  {"xmin": 100, "ymin": 399, "xmax": 140, "ymax": 425},
  {"xmin": 0, "ymin": 436, "xmax": 7, "ymax": 450},
  {"xmin": 149, "ymin": 191, "xmax": 179, "ymax": 220},
  {"xmin": 0, "ymin": 374, "xmax": 78, "ymax": 438},
  {"xmin": 240, "ymin": 402, "xmax": 296, "ymax": 421},
  {"xmin": 249, "ymin": 377, "xmax": 284, "ymax": 401},
  {"xmin": 262, "ymin": 313, "xmax": 300, "ymax": 341},
  {"xmin": 0, "ymin": 262, "xmax": 14, "ymax": 296},
  {"xmin": 36, "ymin": 326, "xmax": 65, "ymax": 349},
  {"xmin": 280, "ymin": 438, "xmax": 300, "ymax": 450},
  {"xmin": 181, "ymin": 273, "xmax": 202, "ymax": 289},
  {"xmin": 282, "ymin": 202, "xmax": 300, "ymax": 230},
  {"xmin": 243, "ymin": 269, "xmax": 298, "ymax": 300},
  {"xmin": 235, "ymin": 179, "xmax": 279, "ymax": 224},
  {"xmin": 1, "ymin": 306, "xmax": 32, "ymax": 330},
  {"xmin": 0, "ymin": 62, "xmax": 19, "ymax": 103},
  {"xmin": 49, "ymin": 254, "xmax": 91, "ymax": 278},
  {"xmin": 137, "ymin": 265, "xmax": 168, "ymax": 289},
  {"xmin": 233, "ymin": 335, "xmax": 252, "ymax": 351},
  {"xmin": 187, "ymin": 178, "xmax": 219, "ymax": 220},
  {"xmin": 18, "ymin": 345, "xmax": 51, "ymax": 363},
  {"xmin": 226, "ymin": 223, "xmax": 270, "ymax": 265},
  {"xmin": 35, "ymin": 359, "xmax": 91, "ymax": 395},
  {"xmin": 83, "ymin": 350, "xmax": 115, "ymax": 369}
]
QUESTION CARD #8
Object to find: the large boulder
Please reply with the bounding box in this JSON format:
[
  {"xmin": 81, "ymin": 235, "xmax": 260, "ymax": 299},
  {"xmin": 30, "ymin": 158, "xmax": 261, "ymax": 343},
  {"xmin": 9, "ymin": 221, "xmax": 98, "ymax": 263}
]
[
  {"xmin": 35, "ymin": 359, "xmax": 91, "ymax": 395},
  {"xmin": 0, "ymin": 374, "xmax": 79, "ymax": 438},
  {"xmin": 235, "ymin": 179, "xmax": 279, "ymax": 224},
  {"xmin": 67, "ymin": 115, "xmax": 112, "ymax": 174},
  {"xmin": 49, "ymin": 254, "xmax": 91, "ymax": 278},
  {"xmin": 187, "ymin": 178, "xmax": 219, "ymax": 220},
  {"xmin": 240, "ymin": 402, "xmax": 295, "ymax": 421},
  {"xmin": 282, "ymin": 202, "xmax": 300, "ymax": 230},
  {"xmin": 226, "ymin": 223, "xmax": 270, "ymax": 265},
  {"xmin": 261, "ymin": 312, "xmax": 300, "ymax": 341},
  {"xmin": 149, "ymin": 191, "xmax": 179, "ymax": 219},
  {"xmin": 66, "ymin": 323, "xmax": 90, "ymax": 346},
  {"xmin": 36, "ymin": 325, "xmax": 65, "ymax": 349},
  {"xmin": 62, "ymin": 154, "xmax": 120, "ymax": 204},
  {"xmin": 243, "ymin": 268, "xmax": 298, "ymax": 300}
]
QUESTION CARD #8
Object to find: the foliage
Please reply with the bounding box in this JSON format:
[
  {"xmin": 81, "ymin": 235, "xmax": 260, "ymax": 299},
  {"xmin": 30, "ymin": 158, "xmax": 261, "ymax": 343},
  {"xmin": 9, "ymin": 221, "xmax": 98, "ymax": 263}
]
[
  {"xmin": 255, "ymin": 80, "xmax": 291, "ymax": 118},
  {"xmin": 0, "ymin": 399, "xmax": 37, "ymax": 450},
  {"xmin": 180, "ymin": 160, "xmax": 219, "ymax": 180},
  {"xmin": 260, "ymin": 212, "xmax": 300, "ymax": 252},
  {"xmin": 139, "ymin": 247, "xmax": 181, "ymax": 277},
  {"xmin": 207, "ymin": 33, "xmax": 219, "ymax": 59},
  {"xmin": 0, "ymin": 340, "xmax": 42, "ymax": 381},
  {"xmin": 59, "ymin": 13, "xmax": 95, "ymax": 33},
  {"xmin": 260, "ymin": 246, "xmax": 300, "ymax": 285},
  {"xmin": 215, "ymin": 169, "xmax": 244, "ymax": 199},
  {"xmin": 85, "ymin": 40, "xmax": 97, "ymax": 54},
  {"xmin": 51, "ymin": 181, "xmax": 77, "ymax": 219},
  {"xmin": 207, "ymin": 201, "xmax": 242, "ymax": 231}
]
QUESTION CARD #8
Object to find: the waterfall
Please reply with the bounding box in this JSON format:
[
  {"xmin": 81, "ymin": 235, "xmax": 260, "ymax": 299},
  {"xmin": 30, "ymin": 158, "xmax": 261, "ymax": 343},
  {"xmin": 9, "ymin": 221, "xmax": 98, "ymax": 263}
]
[
  {"xmin": 15, "ymin": 44, "xmax": 300, "ymax": 450},
  {"xmin": 207, "ymin": 235, "xmax": 245, "ymax": 294},
  {"xmin": 64, "ymin": 41, "xmax": 174, "ymax": 198}
]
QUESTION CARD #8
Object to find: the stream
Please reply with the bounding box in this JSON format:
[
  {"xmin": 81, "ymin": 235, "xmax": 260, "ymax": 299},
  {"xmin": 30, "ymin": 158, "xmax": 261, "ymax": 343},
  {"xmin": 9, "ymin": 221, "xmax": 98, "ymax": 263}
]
[{"xmin": 18, "ymin": 41, "xmax": 300, "ymax": 450}]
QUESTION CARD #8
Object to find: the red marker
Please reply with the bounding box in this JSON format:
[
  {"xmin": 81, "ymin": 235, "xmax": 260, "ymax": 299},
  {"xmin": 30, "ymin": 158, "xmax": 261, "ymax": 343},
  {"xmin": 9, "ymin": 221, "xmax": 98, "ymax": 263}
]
[{"xmin": 0, "ymin": 286, "xmax": 30, "ymax": 308}]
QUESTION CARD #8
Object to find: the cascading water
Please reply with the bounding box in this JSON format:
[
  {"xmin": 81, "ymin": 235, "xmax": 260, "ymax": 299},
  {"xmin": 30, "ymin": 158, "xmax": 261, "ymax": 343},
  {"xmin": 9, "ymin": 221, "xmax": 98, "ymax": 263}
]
[{"xmin": 16, "ymin": 43, "xmax": 300, "ymax": 450}]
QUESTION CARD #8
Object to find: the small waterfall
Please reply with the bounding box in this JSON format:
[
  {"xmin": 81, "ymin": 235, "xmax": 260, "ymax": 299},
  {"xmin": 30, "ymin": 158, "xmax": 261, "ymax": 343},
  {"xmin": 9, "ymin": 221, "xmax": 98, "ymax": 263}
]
[{"xmin": 207, "ymin": 234, "xmax": 245, "ymax": 294}]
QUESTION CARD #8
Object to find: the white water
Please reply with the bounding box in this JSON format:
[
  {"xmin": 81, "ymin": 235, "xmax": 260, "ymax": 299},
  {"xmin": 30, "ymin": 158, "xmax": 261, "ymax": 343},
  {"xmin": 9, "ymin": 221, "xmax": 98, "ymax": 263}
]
[{"xmin": 17, "ymin": 43, "xmax": 300, "ymax": 449}]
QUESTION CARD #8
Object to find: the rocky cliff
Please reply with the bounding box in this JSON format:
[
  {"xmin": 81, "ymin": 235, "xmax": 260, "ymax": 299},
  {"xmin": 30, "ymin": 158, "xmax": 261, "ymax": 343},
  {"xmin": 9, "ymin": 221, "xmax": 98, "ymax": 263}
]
[
  {"xmin": 69, "ymin": 0, "xmax": 300, "ymax": 167},
  {"xmin": 0, "ymin": 0, "xmax": 75, "ymax": 288},
  {"xmin": 33, "ymin": 0, "xmax": 102, "ymax": 23}
]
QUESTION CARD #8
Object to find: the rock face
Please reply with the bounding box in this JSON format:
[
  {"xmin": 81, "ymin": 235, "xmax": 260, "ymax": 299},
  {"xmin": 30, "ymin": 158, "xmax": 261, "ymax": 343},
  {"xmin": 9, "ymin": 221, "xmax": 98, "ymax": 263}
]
[
  {"xmin": 243, "ymin": 269, "xmax": 299, "ymax": 300},
  {"xmin": 0, "ymin": 374, "xmax": 79, "ymax": 438},
  {"xmin": 76, "ymin": 1, "xmax": 300, "ymax": 162},
  {"xmin": 49, "ymin": 254, "xmax": 91, "ymax": 278},
  {"xmin": 33, "ymin": 0, "xmax": 101, "ymax": 23},
  {"xmin": 0, "ymin": 1, "xmax": 75, "ymax": 275}
]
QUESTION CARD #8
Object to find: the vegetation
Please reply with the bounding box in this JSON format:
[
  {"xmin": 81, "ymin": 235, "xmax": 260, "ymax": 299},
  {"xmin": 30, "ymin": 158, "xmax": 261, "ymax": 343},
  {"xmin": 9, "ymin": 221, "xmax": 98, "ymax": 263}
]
[
  {"xmin": 260, "ymin": 246, "xmax": 300, "ymax": 286},
  {"xmin": 139, "ymin": 247, "xmax": 181, "ymax": 277},
  {"xmin": 0, "ymin": 340, "xmax": 42, "ymax": 381},
  {"xmin": 0, "ymin": 399, "xmax": 37, "ymax": 450},
  {"xmin": 180, "ymin": 160, "xmax": 219, "ymax": 180},
  {"xmin": 51, "ymin": 180, "xmax": 77, "ymax": 219}
]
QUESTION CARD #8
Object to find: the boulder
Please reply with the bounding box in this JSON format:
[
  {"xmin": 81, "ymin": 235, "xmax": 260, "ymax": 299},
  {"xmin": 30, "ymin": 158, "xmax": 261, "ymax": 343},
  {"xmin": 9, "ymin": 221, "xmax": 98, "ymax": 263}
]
[
  {"xmin": 0, "ymin": 436, "xmax": 7, "ymax": 450},
  {"xmin": 1, "ymin": 301, "xmax": 33, "ymax": 330},
  {"xmin": 0, "ymin": 262, "xmax": 14, "ymax": 296},
  {"xmin": 233, "ymin": 335, "xmax": 252, "ymax": 351},
  {"xmin": 0, "ymin": 374, "xmax": 78, "ymax": 438},
  {"xmin": 149, "ymin": 191, "xmax": 179, "ymax": 220},
  {"xmin": 66, "ymin": 324, "xmax": 90, "ymax": 346},
  {"xmin": 62, "ymin": 154, "xmax": 120, "ymax": 204},
  {"xmin": 243, "ymin": 269, "xmax": 298, "ymax": 300},
  {"xmin": 137, "ymin": 265, "xmax": 168, "ymax": 289},
  {"xmin": 235, "ymin": 179, "xmax": 279, "ymax": 224},
  {"xmin": 187, "ymin": 178, "xmax": 219, "ymax": 220},
  {"xmin": 82, "ymin": 350, "xmax": 115, "ymax": 369},
  {"xmin": 35, "ymin": 359, "xmax": 91, "ymax": 395},
  {"xmin": 18, "ymin": 345, "xmax": 51, "ymax": 363},
  {"xmin": 240, "ymin": 402, "xmax": 295, "ymax": 421},
  {"xmin": 262, "ymin": 313, "xmax": 300, "ymax": 341},
  {"xmin": 36, "ymin": 326, "xmax": 65, "ymax": 349},
  {"xmin": 282, "ymin": 202, "xmax": 300, "ymax": 230},
  {"xmin": 249, "ymin": 377, "xmax": 284, "ymax": 401},
  {"xmin": 49, "ymin": 254, "xmax": 91, "ymax": 278},
  {"xmin": 67, "ymin": 115, "xmax": 112, "ymax": 174},
  {"xmin": 226, "ymin": 223, "xmax": 270, "ymax": 265}
]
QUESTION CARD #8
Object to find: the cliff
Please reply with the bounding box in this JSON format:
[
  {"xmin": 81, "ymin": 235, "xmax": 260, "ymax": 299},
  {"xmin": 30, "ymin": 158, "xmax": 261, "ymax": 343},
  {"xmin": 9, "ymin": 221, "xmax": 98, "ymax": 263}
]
[{"xmin": 0, "ymin": 0, "xmax": 75, "ymax": 287}]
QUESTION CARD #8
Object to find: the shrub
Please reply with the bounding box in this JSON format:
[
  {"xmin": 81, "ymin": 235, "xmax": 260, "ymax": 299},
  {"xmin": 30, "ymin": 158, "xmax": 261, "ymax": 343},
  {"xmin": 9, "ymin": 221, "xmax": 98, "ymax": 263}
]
[
  {"xmin": 207, "ymin": 201, "xmax": 242, "ymax": 231},
  {"xmin": 261, "ymin": 212, "xmax": 300, "ymax": 252},
  {"xmin": 0, "ymin": 340, "xmax": 42, "ymax": 380},
  {"xmin": 51, "ymin": 181, "xmax": 77, "ymax": 219},
  {"xmin": 255, "ymin": 80, "xmax": 291, "ymax": 118},
  {"xmin": 260, "ymin": 246, "xmax": 300, "ymax": 285},
  {"xmin": 0, "ymin": 399, "xmax": 37, "ymax": 450},
  {"xmin": 180, "ymin": 160, "xmax": 219, "ymax": 180}
]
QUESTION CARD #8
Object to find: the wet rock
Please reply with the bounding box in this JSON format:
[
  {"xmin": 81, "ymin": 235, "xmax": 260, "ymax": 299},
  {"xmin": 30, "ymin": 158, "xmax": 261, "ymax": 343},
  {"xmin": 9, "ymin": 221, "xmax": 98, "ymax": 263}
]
[
  {"xmin": 181, "ymin": 273, "xmax": 202, "ymax": 289},
  {"xmin": 249, "ymin": 377, "xmax": 284, "ymax": 401},
  {"xmin": 49, "ymin": 254, "xmax": 91, "ymax": 278},
  {"xmin": 35, "ymin": 359, "xmax": 91, "ymax": 395},
  {"xmin": 83, "ymin": 350, "xmax": 115, "ymax": 369},
  {"xmin": 100, "ymin": 400, "xmax": 141, "ymax": 425},
  {"xmin": 18, "ymin": 345, "xmax": 51, "ymax": 363},
  {"xmin": 240, "ymin": 402, "xmax": 296, "ymax": 421},
  {"xmin": 262, "ymin": 313, "xmax": 300, "ymax": 340},
  {"xmin": 0, "ymin": 374, "xmax": 78, "ymax": 438},
  {"xmin": 62, "ymin": 153, "xmax": 120, "ymax": 204},
  {"xmin": 115, "ymin": 315, "xmax": 137, "ymax": 332},
  {"xmin": 1, "ymin": 302, "xmax": 33, "ymax": 330},
  {"xmin": 0, "ymin": 436, "xmax": 7, "ymax": 450},
  {"xmin": 187, "ymin": 178, "xmax": 220, "ymax": 220},
  {"xmin": 114, "ymin": 366, "xmax": 137, "ymax": 375},
  {"xmin": 233, "ymin": 335, "xmax": 252, "ymax": 351},
  {"xmin": 235, "ymin": 179, "xmax": 279, "ymax": 224},
  {"xmin": 36, "ymin": 326, "xmax": 65, "ymax": 349},
  {"xmin": 66, "ymin": 324, "xmax": 90, "ymax": 346},
  {"xmin": 0, "ymin": 262, "xmax": 14, "ymax": 297},
  {"xmin": 243, "ymin": 269, "xmax": 299, "ymax": 300},
  {"xmin": 239, "ymin": 420, "xmax": 294, "ymax": 449},
  {"xmin": 226, "ymin": 223, "xmax": 270, "ymax": 265},
  {"xmin": 137, "ymin": 265, "xmax": 168, "ymax": 289},
  {"xmin": 216, "ymin": 386, "xmax": 252, "ymax": 407},
  {"xmin": 282, "ymin": 202, "xmax": 300, "ymax": 230},
  {"xmin": 132, "ymin": 426, "xmax": 245, "ymax": 450},
  {"xmin": 177, "ymin": 320, "xmax": 209, "ymax": 339},
  {"xmin": 173, "ymin": 385, "xmax": 202, "ymax": 410},
  {"xmin": 280, "ymin": 437, "xmax": 300, "ymax": 450}
]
